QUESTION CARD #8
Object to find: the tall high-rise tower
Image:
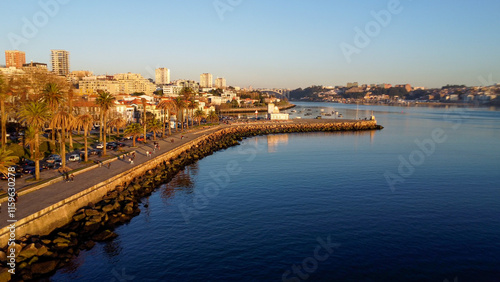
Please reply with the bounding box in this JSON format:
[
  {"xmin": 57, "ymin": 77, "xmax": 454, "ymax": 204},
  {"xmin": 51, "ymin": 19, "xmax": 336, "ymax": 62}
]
[
  {"xmin": 200, "ymin": 73, "xmax": 213, "ymax": 88},
  {"xmin": 51, "ymin": 50, "xmax": 70, "ymax": 76},
  {"xmin": 5, "ymin": 50, "xmax": 26, "ymax": 68},
  {"xmin": 155, "ymin": 68, "xmax": 171, "ymax": 85},
  {"xmin": 215, "ymin": 77, "xmax": 226, "ymax": 89}
]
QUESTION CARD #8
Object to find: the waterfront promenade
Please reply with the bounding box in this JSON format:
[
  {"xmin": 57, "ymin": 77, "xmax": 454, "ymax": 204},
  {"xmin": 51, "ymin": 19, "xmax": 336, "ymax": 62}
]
[
  {"xmin": 0, "ymin": 124, "xmax": 225, "ymax": 229},
  {"xmin": 0, "ymin": 119, "xmax": 372, "ymax": 230}
]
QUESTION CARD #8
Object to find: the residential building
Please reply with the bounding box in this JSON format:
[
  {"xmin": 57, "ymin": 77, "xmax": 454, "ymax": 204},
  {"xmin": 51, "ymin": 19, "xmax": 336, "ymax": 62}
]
[
  {"xmin": 78, "ymin": 73, "xmax": 156, "ymax": 96},
  {"xmin": 51, "ymin": 50, "xmax": 70, "ymax": 76},
  {"xmin": 215, "ymin": 77, "xmax": 226, "ymax": 89},
  {"xmin": 174, "ymin": 79, "xmax": 199, "ymax": 92},
  {"xmin": 347, "ymin": 82, "xmax": 358, "ymax": 88},
  {"xmin": 163, "ymin": 84, "xmax": 183, "ymax": 97},
  {"xmin": 5, "ymin": 50, "xmax": 26, "ymax": 68},
  {"xmin": 200, "ymin": 73, "xmax": 213, "ymax": 88},
  {"xmin": 22, "ymin": 61, "xmax": 48, "ymax": 69},
  {"xmin": 155, "ymin": 68, "xmax": 170, "ymax": 85}
]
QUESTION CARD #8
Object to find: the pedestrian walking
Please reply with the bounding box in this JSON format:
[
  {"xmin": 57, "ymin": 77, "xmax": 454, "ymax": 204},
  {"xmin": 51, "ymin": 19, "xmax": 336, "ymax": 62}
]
[
  {"xmin": 99, "ymin": 161, "xmax": 102, "ymax": 167},
  {"xmin": 70, "ymin": 174, "xmax": 74, "ymax": 182},
  {"xmin": 14, "ymin": 192, "xmax": 18, "ymax": 203},
  {"xmin": 129, "ymin": 158, "xmax": 133, "ymax": 165}
]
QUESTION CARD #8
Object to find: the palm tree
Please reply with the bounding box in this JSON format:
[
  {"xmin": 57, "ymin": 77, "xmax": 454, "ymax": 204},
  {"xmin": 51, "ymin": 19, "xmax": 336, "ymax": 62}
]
[
  {"xmin": 41, "ymin": 82, "xmax": 64, "ymax": 151},
  {"xmin": 207, "ymin": 110, "xmax": 219, "ymax": 123},
  {"xmin": 108, "ymin": 116, "xmax": 127, "ymax": 137},
  {"xmin": 51, "ymin": 110, "xmax": 73, "ymax": 169},
  {"xmin": 124, "ymin": 123, "xmax": 142, "ymax": 147},
  {"xmin": 180, "ymin": 87, "xmax": 195, "ymax": 101},
  {"xmin": 74, "ymin": 114, "xmax": 94, "ymax": 162},
  {"xmin": 194, "ymin": 109, "xmax": 206, "ymax": 126},
  {"xmin": 67, "ymin": 88, "xmax": 75, "ymax": 151},
  {"xmin": 141, "ymin": 98, "xmax": 148, "ymax": 143},
  {"xmin": 187, "ymin": 100, "xmax": 198, "ymax": 127},
  {"xmin": 157, "ymin": 100, "xmax": 175, "ymax": 138},
  {"xmin": 147, "ymin": 119, "xmax": 162, "ymax": 141},
  {"xmin": 0, "ymin": 75, "xmax": 10, "ymax": 147},
  {"xmin": 173, "ymin": 96, "xmax": 186, "ymax": 131},
  {"xmin": 96, "ymin": 91, "xmax": 116, "ymax": 156},
  {"xmin": 0, "ymin": 149, "xmax": 17, "ymax": 175},
  {"xmin": 19, "ymin": 102, "xmax": 51, "ymax": 180}
]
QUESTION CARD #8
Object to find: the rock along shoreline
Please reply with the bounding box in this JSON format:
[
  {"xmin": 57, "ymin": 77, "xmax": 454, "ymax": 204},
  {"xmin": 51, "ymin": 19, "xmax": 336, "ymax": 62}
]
[{"xmin": 0, "ymin": 120, "xmax": 382, "ymax": 281}]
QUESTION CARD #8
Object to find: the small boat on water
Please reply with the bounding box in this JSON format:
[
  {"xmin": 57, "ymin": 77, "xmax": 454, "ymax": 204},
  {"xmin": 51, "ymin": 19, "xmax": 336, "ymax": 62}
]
[{"xmin": 291, "ymin": 110, "xmax": 297, "ymax": 113}]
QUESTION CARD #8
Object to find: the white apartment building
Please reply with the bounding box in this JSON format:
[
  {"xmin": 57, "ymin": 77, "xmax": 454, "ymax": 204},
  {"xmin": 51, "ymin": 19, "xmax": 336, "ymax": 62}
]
[
  {"xmin": 200, "ymin": 73, "xmax": 213, "ymax": 88},
  {"xmin": 215, "ymin": 77, "xmax": 226, "ymax": 89},
  {"xmin": 51, "ymin": 50, "xmax": 70, "ymax": 76},
  {"xmin": 155, "ymin": 68, "xmax": 170, "ymax": 85}
]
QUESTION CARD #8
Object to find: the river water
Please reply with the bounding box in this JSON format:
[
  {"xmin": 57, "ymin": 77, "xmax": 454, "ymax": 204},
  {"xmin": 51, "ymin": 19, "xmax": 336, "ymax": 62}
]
[{"xmin": 52, "ymin": 102, "xmax": 500, "ymax": 281}]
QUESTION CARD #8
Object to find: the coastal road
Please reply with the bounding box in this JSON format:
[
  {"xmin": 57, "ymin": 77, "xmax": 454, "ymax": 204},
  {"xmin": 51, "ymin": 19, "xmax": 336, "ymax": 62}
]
[{"xmin": 0, "ymin": 125, "xmax": 226, "ymax": 229}]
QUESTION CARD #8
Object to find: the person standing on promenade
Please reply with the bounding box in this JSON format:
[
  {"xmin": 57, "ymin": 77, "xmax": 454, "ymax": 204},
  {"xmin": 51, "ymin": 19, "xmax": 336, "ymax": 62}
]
[
  {"xmin": 70, "ymin": 174, "xmax": 74, "ymax": 182},
  {"xmin": 108, "ymin": 163, "xmax": 111, "ymax": 169}
]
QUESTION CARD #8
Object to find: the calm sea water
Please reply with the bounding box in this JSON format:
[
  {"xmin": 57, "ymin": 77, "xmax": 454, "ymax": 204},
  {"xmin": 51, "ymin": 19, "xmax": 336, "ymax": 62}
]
[{"xmin": 53, "ymin": 102, "xmax": 500, "ymax": 282}]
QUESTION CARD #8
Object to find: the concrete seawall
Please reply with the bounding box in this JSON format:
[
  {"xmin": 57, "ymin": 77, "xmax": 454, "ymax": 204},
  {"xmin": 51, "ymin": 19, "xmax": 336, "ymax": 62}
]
[{"xmin": 0, "ymin": 120, "xmax": 381, "ymax": 247}]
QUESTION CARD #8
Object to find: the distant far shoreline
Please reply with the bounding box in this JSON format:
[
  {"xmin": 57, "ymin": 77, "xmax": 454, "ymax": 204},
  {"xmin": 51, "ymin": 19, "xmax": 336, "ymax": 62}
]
[
  {"xmin": 219, "ymin": 104, "xmax": 296, "ymax": 113},
  {"xmin": 291, "ymin": 100, "xmax": 499, "ymax": 109}
]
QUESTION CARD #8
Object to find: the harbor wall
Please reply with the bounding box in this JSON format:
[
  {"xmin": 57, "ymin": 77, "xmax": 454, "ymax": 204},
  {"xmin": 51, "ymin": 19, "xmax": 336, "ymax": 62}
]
[{"xmin": 0, "ymin": 120, "xmax": 381, "ymax": 247}]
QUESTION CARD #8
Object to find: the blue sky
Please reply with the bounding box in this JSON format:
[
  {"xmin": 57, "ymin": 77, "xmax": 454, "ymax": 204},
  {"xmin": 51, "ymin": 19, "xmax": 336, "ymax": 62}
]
[{"xmin": 1, "ymin": 0, "xmax": 499, "ymax": 89}]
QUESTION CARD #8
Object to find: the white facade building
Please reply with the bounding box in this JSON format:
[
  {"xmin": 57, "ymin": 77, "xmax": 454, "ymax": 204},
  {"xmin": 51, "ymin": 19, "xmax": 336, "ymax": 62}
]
[
  {"xmin": 155, "ymin": 68, "xmax": 170, "ymax": 85},
  {"xmin": 200, "ymin": 73, "xmax": 213, "ymax": 88}
]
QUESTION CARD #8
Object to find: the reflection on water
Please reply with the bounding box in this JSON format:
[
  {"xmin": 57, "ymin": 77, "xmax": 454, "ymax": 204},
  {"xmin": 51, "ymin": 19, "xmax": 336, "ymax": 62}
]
[
  {"xmin": 160, "ymin": 163, "xmax": 199, "ymax": 203},
  {"xmin": 267, "ymin": 135, "xmax": 288, "ymax": 153},
  {"xmin": 103, "ymin": 240, "xmax": 122, "ymax": 259}
]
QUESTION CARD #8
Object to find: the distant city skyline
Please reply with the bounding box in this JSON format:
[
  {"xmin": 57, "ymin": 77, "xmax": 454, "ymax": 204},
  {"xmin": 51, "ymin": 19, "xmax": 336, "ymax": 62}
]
[{"xmin": 1, "ymin": 1, "xmax": 499, "ymax": 89}]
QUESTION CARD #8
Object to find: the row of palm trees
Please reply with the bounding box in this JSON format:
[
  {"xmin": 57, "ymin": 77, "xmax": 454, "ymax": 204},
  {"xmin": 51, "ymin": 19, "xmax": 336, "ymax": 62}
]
[{"xmin": 1, "ymin": 73, "xmax": 220, "ymax": 180}]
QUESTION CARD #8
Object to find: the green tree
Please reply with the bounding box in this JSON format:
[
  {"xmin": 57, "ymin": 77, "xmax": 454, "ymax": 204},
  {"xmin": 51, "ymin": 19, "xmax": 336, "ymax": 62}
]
[
  {"xmin": 187, "ymin": 100, "xmax": 198, "ymax": 127},
  {"xmin": 147, "ymin": 119, "xmax": 162, "ymax": 141},
  {"xmin": 141, "ymin": 98, "xmax": 148, "ymax": 143},
  {"xmin": 96, "ymin": 91, "xmax": 116, "ymax": 156},
  {"xmin": 124, "ymin": 123, "xmax": 142, "ymax": 147},
  {"xmin": 157, "ymin": 99, "xmax": 175, "ymax": 137},
  {"xmin": 194, "ymin": 109, "xmax": 206, "ymax": 126},
  {"xmin": 173, "ymin": 97, "xmax": 186, "ymax": 131},
  {"xmin": 0, "ymin": 148, "xmax": 17, "ymax": 175},
  {"xmin": 51, "ymin": 110, "xmax": 73, "ymax": 169},
  {"xmin": 207, "ymin": 110, "xmax": 218, "ymax": 123},
  {"xmin": 0, "ymin": 75, "xmax": 11, "ymax": 147},
  {"xmin": 41, "ymin": 82, "xmax": 64, "ymax": 151},
  {"xmin": 19, "ymin": 102, "xmax": 51, "ymax": 180},
  {"xmin": 74, "ymin": 114, "xmax": 94, "ymax": 162}
]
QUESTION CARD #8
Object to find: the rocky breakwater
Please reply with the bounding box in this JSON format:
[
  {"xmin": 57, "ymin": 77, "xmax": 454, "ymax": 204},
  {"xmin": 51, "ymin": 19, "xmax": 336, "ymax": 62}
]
[{"xmin": 0, "ymin": 120, "xmax": 382, "ymax": 281}]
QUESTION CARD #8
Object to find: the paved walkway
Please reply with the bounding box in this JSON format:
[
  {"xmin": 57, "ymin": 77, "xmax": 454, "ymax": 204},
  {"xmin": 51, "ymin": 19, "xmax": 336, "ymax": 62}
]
[{"xmin": 0, "ymin": 125, "xmax": 225, "ymax": 229}]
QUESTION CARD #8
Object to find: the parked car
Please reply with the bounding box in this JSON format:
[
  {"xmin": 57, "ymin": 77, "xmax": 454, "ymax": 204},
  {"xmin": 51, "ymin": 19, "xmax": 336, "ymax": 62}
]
[
  {"xmin": 95, "ymin": 143, "xmax": 104, "ymax": 149},
  {"xmin": 68, "ymin": 154, "xmax": 80, "ymax": 162},
  {"xmin": 106, "ymin": 142, "xmax": 117, "ymax": 150},
  {"xmin": 0, "ymin": 172, "xmax": 22, "ymax": 180},
  {"xmin": 22, "ymin": 166, "xmax": 43, "ymax": 174},
  {"xmin": 136, "ymin": 136, "xmax": 144, "ymax": 142},
  {"xmin": 19, "ymin": 159, "xmax": 35, "ymax": 168},
  {"xmin": 46, "ymin": 154, "xmax": 61, "ymax": 164},
  {"xmin": 117, "ymin": 142, "xmax": 126, "ymax": 148},
  {"xmin": 121, "ymin": 136, "xmax": 133, "ymax": 140}
]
